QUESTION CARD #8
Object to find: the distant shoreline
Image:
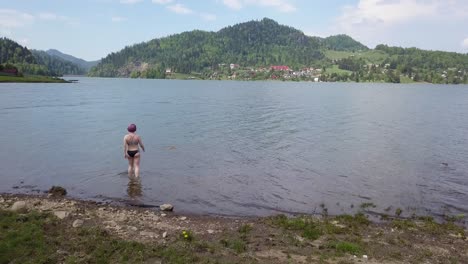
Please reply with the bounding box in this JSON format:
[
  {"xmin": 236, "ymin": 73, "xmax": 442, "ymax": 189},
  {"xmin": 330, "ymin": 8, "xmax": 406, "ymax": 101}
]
[{"xmin": 0, "ymin": 75, "xmax": 71, "ymax": 83}]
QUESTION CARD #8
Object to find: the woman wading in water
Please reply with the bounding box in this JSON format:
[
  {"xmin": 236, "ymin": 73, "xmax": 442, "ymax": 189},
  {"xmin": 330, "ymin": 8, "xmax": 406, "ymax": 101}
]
[{"xmin": 124, "ymin": 124, "xmax": 145, "ymax": 177}]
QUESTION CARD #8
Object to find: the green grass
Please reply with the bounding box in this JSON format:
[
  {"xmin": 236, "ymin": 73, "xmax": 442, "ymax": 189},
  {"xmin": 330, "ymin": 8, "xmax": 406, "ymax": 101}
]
[
  {"xmin": 324, "ymin": 50, "xmax": 355, "ymax": 60},
  {"xmin": 166, "ymin": 72, "xmax": 203, "ymax": 80},
  {"xmin": 0, "ymin": 209, "xmax": 200, "ymax": 264},
  {"xmin": 271, "ymin": 215, "xmax": 323, "ymax": 240},
  {"xmin": 400, "ymin": 75, "xmax": 415, "ymax": 83},
  {"xmin": 324, "ymin": 65, "xmax": 352, "ymax": 75},
  {"xmin": 0, "ymin": 75, "xmax": 69, "ymax": 83},
  {"xmin": 324, "ymin": 50, "xmax": 390, "ymax": 64},
  {"xmin": 325, "ymin": 241, "xmax": 362, "ymax": 255},
  {"xmin": 0, "ymin": 210, "xmax": 53, "ymax": 263}
]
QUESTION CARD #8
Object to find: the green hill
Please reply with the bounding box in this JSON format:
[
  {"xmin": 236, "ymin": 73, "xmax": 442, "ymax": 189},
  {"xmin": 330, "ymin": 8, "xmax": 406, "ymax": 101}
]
[
  {"xmin": 32, "ymin": 50, "xmax": 86, "ymax": 76},
  {"xmin": 0, "ymin": 37, "xmax": 85, "ymax": 76},
  {"xmin": 89, "ymin": 18, "xmax": 367, "ymax": 78},
  {"xmin": 88, "ymin": 18, "xmax": 467, "ymax": 84},
  {"xmin": 46, "ymin": 49, "xmax": 100, "ymax": 71}
]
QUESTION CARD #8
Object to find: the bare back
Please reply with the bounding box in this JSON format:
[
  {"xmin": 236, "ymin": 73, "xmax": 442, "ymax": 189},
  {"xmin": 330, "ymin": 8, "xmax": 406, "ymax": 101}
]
[{"xmin": 125, "ymin": 133, "xmax": 140, "ymax": 151}]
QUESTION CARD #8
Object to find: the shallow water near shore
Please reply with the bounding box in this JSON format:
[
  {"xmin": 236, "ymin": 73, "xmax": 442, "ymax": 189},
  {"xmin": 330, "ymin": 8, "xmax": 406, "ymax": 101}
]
[{"xmin": 1, "ymin": 77, "xmax": 468, "ymax": 218}]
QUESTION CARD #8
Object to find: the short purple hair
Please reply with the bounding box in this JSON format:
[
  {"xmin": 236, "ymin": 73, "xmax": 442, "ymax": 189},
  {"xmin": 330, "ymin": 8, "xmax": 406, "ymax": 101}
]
[{"xmin": 127, "ymin": 123, "xmax": 137, "ymax": 132}]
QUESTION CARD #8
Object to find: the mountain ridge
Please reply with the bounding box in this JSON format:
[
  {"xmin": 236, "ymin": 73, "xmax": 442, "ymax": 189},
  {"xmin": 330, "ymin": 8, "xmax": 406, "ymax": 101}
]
[{"xmin": 46, "ymin": 49, "xmax": 100, "ymax": 71}]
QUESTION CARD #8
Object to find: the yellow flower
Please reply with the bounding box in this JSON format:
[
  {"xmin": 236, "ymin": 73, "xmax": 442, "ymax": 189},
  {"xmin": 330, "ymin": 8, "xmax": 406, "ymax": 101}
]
[
  {"xmin": 184, "ymin": 234, "xmax": 188, "ymax": 238},
  {"xmin": 182, "ymin": 231, "xmax": 187, "ymax": 234}
]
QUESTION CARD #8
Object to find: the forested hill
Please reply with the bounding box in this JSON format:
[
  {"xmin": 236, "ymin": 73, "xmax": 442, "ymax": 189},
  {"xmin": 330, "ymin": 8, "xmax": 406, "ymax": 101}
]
[
  {"xmin": 46, "ymin": 49, "xmax": 100, "ymax": 71},
  {"xmin": 0, "ymin": 37, "xmax": 85, "ymax": 76},
  {"xmin": 0, "ymin": 37, "xmax": 36, "ymax": 64},
  {"xmin": 88, "ymin": 18, "xmax": 367, "ymax": 77},
  {"xmin": 32, "ymin": 50, "xmax": 86, "ymax": 76}
]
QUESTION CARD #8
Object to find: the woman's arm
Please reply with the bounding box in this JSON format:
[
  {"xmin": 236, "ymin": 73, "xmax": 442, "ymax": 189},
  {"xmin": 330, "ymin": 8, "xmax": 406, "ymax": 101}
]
[
  {"xmin": 139, "ymin": 137, "xmax": 145, "ymax": 152},
  {"xmin": 123, "ymin": 136, "xmax": 129, "ymax": 158}
]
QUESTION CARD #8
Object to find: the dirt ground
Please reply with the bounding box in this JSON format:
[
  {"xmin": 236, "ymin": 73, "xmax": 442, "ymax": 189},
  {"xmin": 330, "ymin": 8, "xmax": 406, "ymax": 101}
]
[{"xmin": 1, "ymin": 193, "xmax": 467, "ymax": 263}]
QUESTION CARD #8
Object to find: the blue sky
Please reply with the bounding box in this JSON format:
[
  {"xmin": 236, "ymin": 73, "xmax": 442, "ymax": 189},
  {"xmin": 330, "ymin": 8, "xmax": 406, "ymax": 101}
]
[{"xmin": 1, "ymin": 0, "xmax": 467, "ymax": 61}]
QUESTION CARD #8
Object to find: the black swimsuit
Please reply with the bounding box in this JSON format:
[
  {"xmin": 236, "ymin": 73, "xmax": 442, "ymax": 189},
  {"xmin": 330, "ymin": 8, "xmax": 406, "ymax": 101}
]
[{"xmin": 127, "ymin": 150, "xmax": 139, "ymax": 158}]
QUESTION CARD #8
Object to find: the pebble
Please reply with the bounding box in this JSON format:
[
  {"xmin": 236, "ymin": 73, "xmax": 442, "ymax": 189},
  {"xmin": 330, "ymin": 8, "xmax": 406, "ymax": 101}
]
[
  {"xmin": 161, "ymin": 213, "xmax": 167, "ymax": 217},
  {"xmin": 294, "ymin": 235, "xmax": 305, "ymax": 242},
  {"xmin": 53, "ymin": 211, "xmax": 70, "ymax": 219},
  {"xmin": 163, "ymin": 231, "xmax": 168, "ymax": 238},
  {"xmin": 103, "ymin": 220, "xmax": 117, "ymax": 227},
  {"xmin": 0, "ymin": 197, "xmax": 4, "ymax": 203},
  {"xmin": 207, "ymin": 229, "xmax": 215, "ymax": 234},
  {"xmin": 140, "ymin": 231, "xmax": 157, "ymax": 238},
  {"xmin": 160, "ymin": 204, "xmax": 174, "ymax": 211},
  {"xmin": 129, "ymin": 226, "xmax": 138, "ymax": 231},
  {"xmin": 363, "ymin": 255, "xmax": 368, "ymax": 259},
  {"xmin": 180, "ymin": 216, "xmax": 187, "ymax": 220},
  {"xmin": 10, "ymin": 201, "xmax": 27, "ymax": 211},
  {"xmin": 72, "ymin": 219, "xmax": 84, "ymax": 228}
]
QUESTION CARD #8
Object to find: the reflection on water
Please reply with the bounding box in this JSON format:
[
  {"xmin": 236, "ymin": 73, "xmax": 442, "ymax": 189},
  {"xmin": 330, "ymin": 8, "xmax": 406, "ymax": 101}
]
[{"xmin": 127, "ymin": 177, "xmax": 142, "ymax": 199}]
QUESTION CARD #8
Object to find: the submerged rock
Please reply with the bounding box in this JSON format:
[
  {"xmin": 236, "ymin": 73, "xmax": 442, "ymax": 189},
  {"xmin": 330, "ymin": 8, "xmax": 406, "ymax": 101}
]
[
  {"xmin": 160, "ymin": 204, "xmax": 174, "ymax": 211},
  {"xmin": 48, "ymin": 186, "xmax": 67, "ymax": 197}
]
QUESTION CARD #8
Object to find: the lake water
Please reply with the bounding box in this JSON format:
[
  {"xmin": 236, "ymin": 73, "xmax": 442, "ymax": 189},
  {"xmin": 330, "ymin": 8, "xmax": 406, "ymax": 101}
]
[{"xmin": 1, "ymin": 77, "xmax": 467, "ymax": 219}]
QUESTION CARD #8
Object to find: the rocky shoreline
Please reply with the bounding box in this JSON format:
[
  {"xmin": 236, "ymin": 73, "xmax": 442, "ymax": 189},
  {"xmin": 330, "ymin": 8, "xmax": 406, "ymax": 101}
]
[{"xmin": 1, "ymin": 192, "xmax": 467, "ymax": 263}]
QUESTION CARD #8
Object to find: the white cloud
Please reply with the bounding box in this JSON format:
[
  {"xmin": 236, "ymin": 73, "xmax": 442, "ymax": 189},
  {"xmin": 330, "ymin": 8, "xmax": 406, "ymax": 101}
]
[
  {"xmin": 336, "ymin": 0, "xmax": 438, "ymax": 30},
  {"xmin": 38, "ymin": 12, "xmax": 68, "ymax": 21},
  {"xmin": 120, "ymin": 0, "xmax": 143, "ymax": 4},
  {"xmin": 111, "ymin": 16, "xmax": 127, "ymax": 22},
  {"xmin": 200, "ymin": 13, "xmax": 217, "ymax": 21},
  {"xmin": 167, "ymin": 3, "xmax": 193, "ymax": 14},
  {"xmin": 332, "ymin": 0, "xmax": 468, "ymax": 50},
  {"xmin": 462, "ymin": 37, "xmax": 468, "ymax": 49},
  {"xmin": 223, "ymin": 0, "xmax": 243, "ymax": 10},
  {"xmin": 222, "ymin": 0, "xmax": 296, "ymax": 12},
  {"xmin": 152, "ymin": 0, "xmax": 173, "ymax": 4},
  {"xmin": 0, "ymin": 9, "xmax": 34, "ymax": 28}
]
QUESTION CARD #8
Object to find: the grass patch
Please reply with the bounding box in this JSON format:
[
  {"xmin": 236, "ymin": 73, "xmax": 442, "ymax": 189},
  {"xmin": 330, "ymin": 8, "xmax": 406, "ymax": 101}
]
[
  {"xmin": 325, "ymin": 241, "xmax": 361, "ymax": 255},
  {"xmin": 0, "ymin": 75, "xmax": 68, "ymax": 83},
  {"xmin": 334, "ymin": 213, "xmax": 370, "ymax": 229},
  {"xmin": 0, "ymin": 209, "xmax": 202, "ymax": 264},
  {"xmin": 220, "ymin": 238, "xmax": 247, "ymax": 254},
  {"xmin": 0, "ymin": 210, "xmax": 54, "ymax": 263},
  {"xmin": 271, "ymin": 215, "xmax": 323, "ymax": 240},
  {"xmin": 392, "ymin": 219, "xmax": 417, "ymax": 230},
  {"xmin": 324, "ymin": 65, "xmax": 352, "ymax": 75}
]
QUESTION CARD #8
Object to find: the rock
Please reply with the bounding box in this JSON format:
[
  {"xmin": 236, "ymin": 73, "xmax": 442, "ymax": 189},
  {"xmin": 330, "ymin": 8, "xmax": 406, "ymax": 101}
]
[
  {"xmin": 161, "ymin": 213, "xmax": 167, "ymax": 217},
  {"xmin": 160, "ymin": 204, "xmax": 174, "ymax": 211},
  {"xmin": 207, "ymin": 229, "xmax": 215, "ymax": 234},
  {"xmin": 294, "ymin": 235, "xmax": 305, "ymax": 242},
  {"xmin": 72, "ymin": 219, "xmax": 84, "ymax": 228},
  {"xmin": 140, "ymin": 231, "xmax": 157, "ymax": 238},
  {"xmin": 163, "ymin": 231, "xmax": 167, "ymax": 238},
  {"xmin": 363, "ymin": 255, "xmax": 368, "ymax": 259},
  {"xmin": 180, "ymin": 216, "xmax": 187, "ymax": 220},
  {"xmin": 48, "ymin": 186, "xmax": 67, "ymax": 197},
  {"xmin": 129, "ymin": 226, "xmax": 138, "ymax": 231},
  {"xmin": 10, "ymin": 201, "xmax": 27, "ymax": 211},
  {"xmin": 54, "ymin": 211, "xmax": 70, "ymax": 219},
  {"xmin": 0, "ymin": 197, "xmax": 4, "ymax": 203},
  {"xmin": 103, "ymin": 220, "xmax": 117, "ymax": 227}
]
